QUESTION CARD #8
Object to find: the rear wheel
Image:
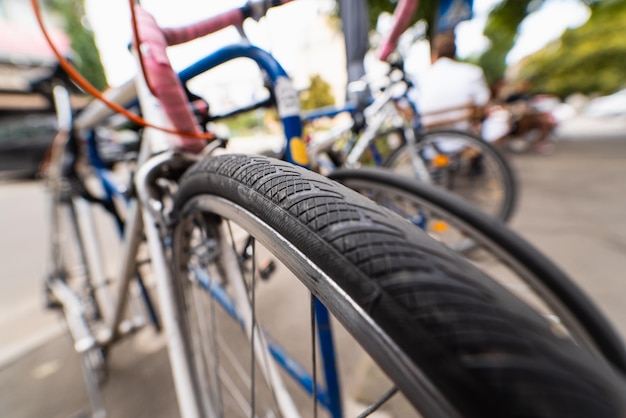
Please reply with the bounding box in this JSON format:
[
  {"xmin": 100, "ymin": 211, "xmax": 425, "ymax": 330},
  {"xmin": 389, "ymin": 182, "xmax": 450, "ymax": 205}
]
[
  {"xmin": 386, "ymin": 129, "xmax": 517, "ymax": 222},
  {"xmin": 171, "ymin": 154, "xmax": 626, "ymax": 417}
]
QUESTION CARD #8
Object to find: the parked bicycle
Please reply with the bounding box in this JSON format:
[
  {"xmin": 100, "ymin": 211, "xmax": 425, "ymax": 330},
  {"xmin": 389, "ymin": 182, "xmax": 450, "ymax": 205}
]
[
  {"xmin": 302, "ymin": 58, "xmax": 517, "ymax": 224},
  {"xmin": 35, "ymin": 0, "xmax": 626, "ymax": 417}
]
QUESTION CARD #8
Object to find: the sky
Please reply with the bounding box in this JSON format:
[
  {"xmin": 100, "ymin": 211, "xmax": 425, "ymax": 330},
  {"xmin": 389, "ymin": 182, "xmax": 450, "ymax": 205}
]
[
  {"xmin": 455, "ymin": 0, "xmax": 590, "ymax": 62},
  {"xmin": 81, "ymin": 0, "xmax": 591, "ymax": 109}
]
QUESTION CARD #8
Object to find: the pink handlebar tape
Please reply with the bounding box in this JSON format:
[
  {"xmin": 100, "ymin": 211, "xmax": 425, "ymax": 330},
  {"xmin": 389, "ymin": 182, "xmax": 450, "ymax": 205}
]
[{"xmin": 377, "ymin": 0, "xmax": 419, "ymax": 61}]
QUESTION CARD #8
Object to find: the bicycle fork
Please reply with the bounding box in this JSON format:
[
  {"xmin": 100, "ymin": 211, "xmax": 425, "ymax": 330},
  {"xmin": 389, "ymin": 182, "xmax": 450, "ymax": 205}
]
[{"xmin": 134, "ymin": 150, "xmax": 307, "ymax": 418}]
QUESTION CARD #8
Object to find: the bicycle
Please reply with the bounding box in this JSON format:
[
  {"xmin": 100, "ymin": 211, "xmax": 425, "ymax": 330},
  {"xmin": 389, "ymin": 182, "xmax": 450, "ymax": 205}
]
[
  {"xmin": 171, "ymin": 19, "xmax": 626, "ymax": 384},
  {"xmin": 36, "ymin": 0, "xmax": 626, "ymax": 417},
  {"xmin": 301, "ymin": 57, "xmax": 517, "ymax": 224}
]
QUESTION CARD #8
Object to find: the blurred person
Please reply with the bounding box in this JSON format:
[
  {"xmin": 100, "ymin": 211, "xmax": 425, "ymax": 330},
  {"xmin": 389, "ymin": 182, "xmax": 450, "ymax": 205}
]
[
  {"xmin": 409, "ymin": 31, "xmax": 491, "ymax": 132},
  {"xmin": 500, "ymin": 79, "xmax": 557, "ymax": 154},
  {"xmin": 377, "ymin": 0, "xmax": 491, "ymax": 133},
  {"xmin": 377, "ymin": 3, "xmax": 491, "ymax": 177}
]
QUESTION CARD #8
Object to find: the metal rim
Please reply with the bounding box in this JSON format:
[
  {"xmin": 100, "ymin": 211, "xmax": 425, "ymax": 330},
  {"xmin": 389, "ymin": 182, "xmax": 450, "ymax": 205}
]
[{"xmin": 172, "ymin": 193, "xmax": 462, "ymax": 418}]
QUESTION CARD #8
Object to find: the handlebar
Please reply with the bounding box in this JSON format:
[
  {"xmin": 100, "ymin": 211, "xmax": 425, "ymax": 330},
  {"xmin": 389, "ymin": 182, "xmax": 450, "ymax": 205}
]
[{"xmin": 163, "ymin": 0, "xmax": 293, "ymax": 46}]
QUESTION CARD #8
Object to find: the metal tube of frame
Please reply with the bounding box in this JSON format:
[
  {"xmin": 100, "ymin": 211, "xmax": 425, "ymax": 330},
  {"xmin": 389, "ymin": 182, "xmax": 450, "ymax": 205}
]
[
  {"xmin": 134, "ymin": 156, "xmax": 201, "ymax": 418},
  {"xmin": 48, "ymin": 279, "xmax": 96, "ymax": 353},
  {"xmin": 74, "ymin": 80, "xmax": 137, "ymax": 132},
  {"xmin": 344, "ymin": 89, "xmax": 395, "ymax": 167},
  {"xmin": 130, "ymin": 47, "xmax": 202, "ymax": 416},
  {"xmin": 106, "ymin": 200, "xmax": 144, "ymax": 343},
  {"xmin": 400, "ymin": 122, "xmax": 433, "ymax": 183},
  {"xmin": 94, "ymin": 100, "xmax": 159, "ymax": 346},
  {"xmin": 344, "ymin": 110, "xmax": 389, "ymax": 167},
  {"xmin": 313, "ymin": 298, "xmax": 342, "ymax": 418},
  {"xmin": 72, "ymin": 197, "xmax": 117, "ymax": 322}
]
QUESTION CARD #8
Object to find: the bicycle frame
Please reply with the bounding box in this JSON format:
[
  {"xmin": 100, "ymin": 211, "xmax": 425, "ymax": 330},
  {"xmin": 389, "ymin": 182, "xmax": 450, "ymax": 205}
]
[
  {"xmin": 47, "ymin": 5, "xmax": 347, "ymax": 418},
  {"xmin": 303, "ymin": 71, "xmax": 431, "ymax": 181}
]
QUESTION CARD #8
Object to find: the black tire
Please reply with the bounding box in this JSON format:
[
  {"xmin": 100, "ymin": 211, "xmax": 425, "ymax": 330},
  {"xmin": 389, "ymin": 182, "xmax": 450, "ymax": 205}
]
[
  {"xmin": 172, "ymin": 154, "xmax": 626, "ymax": 417},
  {"xmin": 330, "ymin": 167, "xmax": 626, "ymax": 376},
  {"xmin": 385, "ymin": 129, "xmax": 518, "ymax": 222}
]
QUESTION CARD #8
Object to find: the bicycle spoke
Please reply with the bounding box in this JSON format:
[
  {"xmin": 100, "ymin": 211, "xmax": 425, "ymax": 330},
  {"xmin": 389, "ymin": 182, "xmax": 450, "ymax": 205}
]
[
  {"xmin": 356, "ymin": 387, "xmax": 399, "ymax": 418},
  {"xmin": 221, "ymin": 222, "xmax": 286, "ymax": 417},
  {"xmin": 218, "ymin": 365, "xmax": 254, "ymax": 417},
  {"xmin": 310, "ymin": 293, "xmax": 318, "ymax": 418},
  {"xmin": 250, "ymin": 237, "xmax": 256, "ymax": 418},
  {"xmin": 187, "ymin": 220, "xmax": 222, "ymax": 416}
]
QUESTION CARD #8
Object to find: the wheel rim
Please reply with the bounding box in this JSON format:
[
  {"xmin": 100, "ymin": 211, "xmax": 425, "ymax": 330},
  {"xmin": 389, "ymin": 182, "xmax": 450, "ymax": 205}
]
[
  {"xmin": 389, "ymin": 131, "xmax": 512, "ymax": 220},
  {"xmin": 172, "ymin": 194, "xmax": 461, "ymax": 418}
]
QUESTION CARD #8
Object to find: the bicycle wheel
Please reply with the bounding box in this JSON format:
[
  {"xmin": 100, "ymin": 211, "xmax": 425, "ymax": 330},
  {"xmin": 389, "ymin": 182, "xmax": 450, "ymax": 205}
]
[
  {"xmin": 330, "ymin": 167, "xmax": 626, "ymax": 376},
  {"xmin": 171, "ymin": 154, "xmax": 626, "ymax": 417},
  {"xmin": 385, "ymin": 129, "xmax": 517, "ymax": 222}
]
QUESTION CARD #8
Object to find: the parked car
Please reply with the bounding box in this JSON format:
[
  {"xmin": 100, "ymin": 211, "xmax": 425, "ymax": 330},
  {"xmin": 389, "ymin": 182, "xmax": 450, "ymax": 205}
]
[{"xmin": 0, "ymin": 113, "xmax": 57, "ymax": 179}]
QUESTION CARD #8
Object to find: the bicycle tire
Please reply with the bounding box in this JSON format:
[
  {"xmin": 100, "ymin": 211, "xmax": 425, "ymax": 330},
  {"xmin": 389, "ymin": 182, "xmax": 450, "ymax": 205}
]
[
  {"xmin": 385, "ymin": 129, "xmax": 518, "ymax": 222},
  {"xmin": 330, "ymin": 167, "xmax": 626, "ymax": 376},
  {"xmin": 171, "ymin": 154, "xmax": 626, "ymax": 417}
]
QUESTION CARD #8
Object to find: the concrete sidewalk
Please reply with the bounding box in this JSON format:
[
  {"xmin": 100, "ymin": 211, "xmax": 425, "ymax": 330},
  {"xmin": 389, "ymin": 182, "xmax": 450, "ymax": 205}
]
[{"xmin": 1, "ymin": 137, "xmax": 625, "ymax": 417}]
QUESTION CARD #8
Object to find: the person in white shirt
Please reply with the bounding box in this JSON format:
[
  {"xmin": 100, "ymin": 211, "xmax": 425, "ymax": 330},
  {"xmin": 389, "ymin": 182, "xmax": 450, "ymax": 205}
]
[{"xmin": 408, "ymin": 32, "xmax": 491, "ymax": 132}]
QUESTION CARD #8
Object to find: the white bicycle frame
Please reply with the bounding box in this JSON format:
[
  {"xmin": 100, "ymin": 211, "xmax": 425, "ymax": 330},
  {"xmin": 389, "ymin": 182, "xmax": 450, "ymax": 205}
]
[{"xmin": 306, "ymin": 76, "xmax": 431, "ymax": 182}]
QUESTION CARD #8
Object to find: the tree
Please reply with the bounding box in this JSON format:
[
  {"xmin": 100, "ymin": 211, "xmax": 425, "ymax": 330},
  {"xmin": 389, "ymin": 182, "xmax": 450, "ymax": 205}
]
[
  {"xmin": 517, "ymin": 0, "xmax": 626, "ymax": 98},
  {"xmin": 477, "ymin": 0, "xmax": 532, "ymax": 85},
  {"xmin": 479, "ymin": 0, "xmax": 605, "ymax": 85},
  {"xmin": 365, "ymin": 0, "xmax": 438, "ymax": 39},
  {"xmin": 300, "ymin": 74, "xmax": 336, "ymax": 111},
  {"xmin": 361, "ymin": 1, "xmax": 606, "ymax": 85},
  {"xmin": 361, "ymin": 0, "xmax": 518, "ymax": 82},
  {"xmin": 46, "ymin": 0, "xmax": 108, "ymax": 90}
]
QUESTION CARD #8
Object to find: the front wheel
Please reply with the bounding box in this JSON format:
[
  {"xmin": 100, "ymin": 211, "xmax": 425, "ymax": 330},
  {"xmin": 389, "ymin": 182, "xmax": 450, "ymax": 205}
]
[
  {"xmin": 170, "ymin": 154, "xmax": 626, "ymax": 418},
  {"xmin": 386, "ymin": 129, "xmax": 517, "ymax": 222}
]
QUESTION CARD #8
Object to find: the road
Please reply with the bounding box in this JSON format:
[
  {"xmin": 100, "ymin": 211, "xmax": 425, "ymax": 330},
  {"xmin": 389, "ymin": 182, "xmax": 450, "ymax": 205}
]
[
  {"xmin": 508, "ymin": 139, "xmax": 626, "ymax": 336},
  {"xmin": 1, "ymin": 136, "xmax": 626, "ymax": 417}
]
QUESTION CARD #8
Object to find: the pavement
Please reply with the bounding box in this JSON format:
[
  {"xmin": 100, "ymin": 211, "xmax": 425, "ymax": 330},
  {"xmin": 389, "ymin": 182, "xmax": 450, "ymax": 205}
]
[
  {"xmin": 555, "ymin": 114, "xmax": 626, "ymax": 140},
  {"xmin": 1, "ymin": 133, "xmax": 626, "ymax": 417}
]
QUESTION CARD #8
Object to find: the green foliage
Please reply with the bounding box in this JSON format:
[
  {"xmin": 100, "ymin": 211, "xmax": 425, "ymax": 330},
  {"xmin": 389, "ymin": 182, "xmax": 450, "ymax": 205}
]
[
  {"xmin": 300, "ymin": 74, "xmax": 336, "ymax": 111},
  {"xmin": 220, "ymin": 108, "xmax": 282, "ymax": 137},
  {"xmin": 518, "ymin": 0, "xmax": 626, "ymax": 98},
  {"xmin": 364, "ymin": 0, "xmax": 438, "ymax": 37},
  {"xmin": 360, "ymin": 0, "xmax": 515, "ymax": 81},
  {"xmin": 478, "ymin": 0, "xmax": 533, "ymax": 84},
  {"xmin": 341, "ymin": 0, "xmax": 624, "ymax": 98},
  {"xmin": 45, "ymin": 0, "xmax": 108, "ymax": 89},
  {"xmin": 221, "ymin": 110, "xmax": 264, "ymax": 136}
]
